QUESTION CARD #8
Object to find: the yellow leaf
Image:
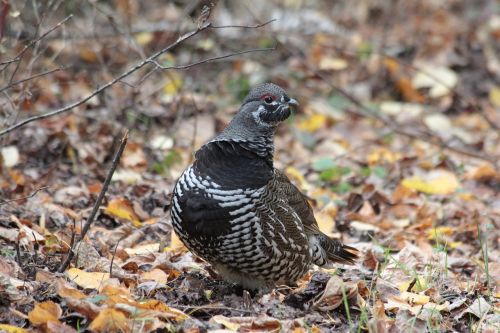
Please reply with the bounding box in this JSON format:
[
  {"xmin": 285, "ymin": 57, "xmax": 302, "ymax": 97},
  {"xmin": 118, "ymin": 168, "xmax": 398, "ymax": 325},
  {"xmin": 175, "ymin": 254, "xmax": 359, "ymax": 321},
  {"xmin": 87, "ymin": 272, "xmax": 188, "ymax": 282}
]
[
  {"xmin": 135, "ymin": 32, "xmax": 153, "ymax": 46},
  {"xmin": 402, "ymin": 170, "xmax": 459, "ymax": 195},
  {"xmin": 318, "ymin": 57, "xmax": 348, "ymax": 71},
  {"xmin": 458, "ymin": 192, "xmax": 474, "ymax": 201},
  {"xmin": 89, "ymin": 308, "xmax": 129, "ymax": 333},
  {"xmin": 168, "ymin": 232, "xmax": 187, "ymax": 253},
  {"xmin": 367, "ymin": 147, "xmax": 401, "ymax": 165},
  {"xmin": 400, "ymin": 291, "xmax": 430, "ymax": 305},
  {"xmin": 0, "ymin": 324, "xmax": 29, "ymax": 333},
  {"xmin": 105, "ymin": 198, "xmax": 142, "ymax": 227},
  {"xmin": 67, "ymin": 268, "xmax": 110, "ymax": 290},
  {"xmin": 163, "ymin": 72, "xmax": 182, "ymax": 96},
  {"xmin": 28, "ymin": 301, "xmax": 62, "ymax": 326},
  {"xmin": 211, "ymin": 315, "xmax": 241, "ymax": 331},
  {"xmin": 449, "ymin": 241, "xmax": 462, "ymax": 249},
  {"xmin": 489, "ymin": 86, "xmax": 500, "ymax": 107},
  {"xmin": 124, "ymin": 243, "xmax": 160, "ymax": 256},
  {"xmin": 285, "ymin": 166, "xmax": 311, "ymax": 191},
  {"xmin": 296, "ymin": 113, "xmax": 327, "ymax": 132},
  {"xmin": 398, "ymin": 277, "xmax": 428, "ymax": 293},
  {"xmin": 428, "ymin": 226, "xmax": 453, "ymax": 241},
  {"xmin": 141, "ymin": 269, "xmax": 168, "ymax": 284},
  {"xmin": 138, "ymin": 300, "xmax": 189, "ymax": 321}
]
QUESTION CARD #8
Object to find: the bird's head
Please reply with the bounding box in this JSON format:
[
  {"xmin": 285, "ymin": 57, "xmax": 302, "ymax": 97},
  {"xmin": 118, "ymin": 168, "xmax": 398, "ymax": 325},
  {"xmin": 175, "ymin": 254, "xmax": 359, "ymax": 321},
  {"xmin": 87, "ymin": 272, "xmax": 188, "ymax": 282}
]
[
  {"xmin": 213, "ymin": 83, "xmax": 298, "ymax": 158},
  {"xmin": 240, "ymin": 82, "xmax": 298, "ymax": 127}
]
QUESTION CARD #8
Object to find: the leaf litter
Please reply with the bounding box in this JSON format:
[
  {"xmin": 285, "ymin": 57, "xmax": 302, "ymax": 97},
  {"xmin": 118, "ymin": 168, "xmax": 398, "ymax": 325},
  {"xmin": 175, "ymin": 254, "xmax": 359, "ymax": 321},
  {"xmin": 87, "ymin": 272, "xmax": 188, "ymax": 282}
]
[{"xmin": 0, "ymin": 1, "xmax": 499, "ymax": 332}]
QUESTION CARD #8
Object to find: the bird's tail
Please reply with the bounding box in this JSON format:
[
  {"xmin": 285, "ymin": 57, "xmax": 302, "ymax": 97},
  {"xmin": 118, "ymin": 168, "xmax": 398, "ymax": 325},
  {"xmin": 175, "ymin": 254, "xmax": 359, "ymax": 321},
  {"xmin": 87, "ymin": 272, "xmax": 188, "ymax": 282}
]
[{"xmin": 313, "ymin": 233, "xmax": 359, "ymax": 265}]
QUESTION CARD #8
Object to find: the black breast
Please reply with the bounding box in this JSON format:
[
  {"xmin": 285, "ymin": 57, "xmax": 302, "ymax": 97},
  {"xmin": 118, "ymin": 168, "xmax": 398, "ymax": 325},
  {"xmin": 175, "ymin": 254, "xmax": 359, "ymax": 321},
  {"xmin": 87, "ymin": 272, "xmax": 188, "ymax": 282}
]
[{"xmin": 193, "ymin": 141, "xmax": 273, "ymax": 189}]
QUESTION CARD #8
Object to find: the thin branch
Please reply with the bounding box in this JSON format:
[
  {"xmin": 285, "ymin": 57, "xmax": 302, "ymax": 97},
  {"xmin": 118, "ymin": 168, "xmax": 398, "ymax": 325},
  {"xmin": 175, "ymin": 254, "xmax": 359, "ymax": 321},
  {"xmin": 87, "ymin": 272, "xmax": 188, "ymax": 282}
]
[
  {"xmin": 0, "ymin": 186, "xmax": 50, "ymax": 205},
  {"xmin": 147, "ymin": 46, "xmax": 275, "ymax": 70},
  {"xmin": 210, "ymin": 19, "xmax": 276, "ymax": 29},
  {"xmin": 0, "ymin": 22, "xmax": 212, "ymax": 137},
  {"xmin": 0, "ymin": 68, "xmax": 64, "ymax": 93},
  {"xmin": 57, "ymin": 130, "xmax": 128, "ymax": 273},
  {"xmin": 0, "ymin": 15, "xmax": 73, "ymax": 67}
]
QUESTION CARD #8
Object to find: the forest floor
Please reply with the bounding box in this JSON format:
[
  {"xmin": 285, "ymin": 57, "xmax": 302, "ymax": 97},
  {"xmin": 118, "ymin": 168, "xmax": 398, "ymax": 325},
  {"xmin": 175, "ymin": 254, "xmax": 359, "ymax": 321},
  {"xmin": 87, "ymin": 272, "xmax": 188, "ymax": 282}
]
[{"xmin": 0, "ymin": 1, "xmax": 499, "ymax": 332}]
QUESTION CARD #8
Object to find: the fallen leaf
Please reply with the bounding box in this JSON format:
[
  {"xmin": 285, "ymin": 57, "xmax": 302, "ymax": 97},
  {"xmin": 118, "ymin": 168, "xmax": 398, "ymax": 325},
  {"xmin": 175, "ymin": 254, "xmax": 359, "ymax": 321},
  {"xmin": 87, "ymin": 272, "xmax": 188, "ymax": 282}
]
[
  {"xmin": 489, "ymin": 86, "xmax": 500, "ymax": 106},
  {"xmin": 0, "ymin": 324, "xmax": 29, "ymax": 333},
  {"xmin": 66, "ymin": 268, "xmax": 110, "ymax": 290},
  {"xmin": 28, "ymin": 301, "xmax": 62, "ymax": 326},
  {"xmin": 412, "ymin": 64, "xmax": 457, "ymax": 98},
  {"xmin": 0, "ymin": 146, "xmax": 20, "ymax": 167},
  {"xmin": 296, "ymin": 113, "xmax": 327, "ymax": 132},
  {"xmin": 105, "ymin": 198, "xmax": 142, "ymax": 227},
  {"xmin": 124, "ymin": 243, "xmax": 160, "ymax": 256},
  {"xmin": 211, "ymin": 315, "xmax": 241, "ymax": 331},
  {"xmin": 88, "ymin": 308, "xmax": 130, "ymax": 333},
  {"xmin": 402, "ymin": 170, "xmax": 459, "ymax": 195},
  {"xmin": 57, "ymin": 278, "xmax": 87, "ymax": 299},
  {"xmin": 318, "ymin": 57, "xmax": 348, "ymax": 70},
  {"xmin": 141, "ymin": 268, "xmax": 168, "ymax": 285},
  {"xmin": 137, "ymin": 300, "xmax": 189, "ymax": 321},
  {"xmin": 400, "ymin": 291, "xmax": 430, "ymax": 305},
  {"xmin": 313, "ymin": 276, "xmax": 359, "ymax": 311},
  {"xmin": 456, "ymin": 297, "xmax": 492, "ymax": 320},
  {"xmin": 427, "ymin": 226, "xmax": 453, "ymax": 241}
]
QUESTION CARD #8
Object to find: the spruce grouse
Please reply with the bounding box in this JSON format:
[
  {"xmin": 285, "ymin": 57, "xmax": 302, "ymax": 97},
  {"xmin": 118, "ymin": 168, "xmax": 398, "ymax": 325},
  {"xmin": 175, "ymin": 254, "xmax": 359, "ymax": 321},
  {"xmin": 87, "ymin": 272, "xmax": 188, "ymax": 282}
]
[{"xmin": 171, "ymin": 83, "xmax": 358, "ymax": 289}]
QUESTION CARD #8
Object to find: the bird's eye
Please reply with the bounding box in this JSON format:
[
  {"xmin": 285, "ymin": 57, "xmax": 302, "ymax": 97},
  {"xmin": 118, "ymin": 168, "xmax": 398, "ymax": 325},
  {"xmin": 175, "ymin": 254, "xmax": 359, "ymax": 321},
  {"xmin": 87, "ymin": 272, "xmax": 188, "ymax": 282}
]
[{"xmin": 264, "ymin": 96, "xmax": 274, "ymax": 104}]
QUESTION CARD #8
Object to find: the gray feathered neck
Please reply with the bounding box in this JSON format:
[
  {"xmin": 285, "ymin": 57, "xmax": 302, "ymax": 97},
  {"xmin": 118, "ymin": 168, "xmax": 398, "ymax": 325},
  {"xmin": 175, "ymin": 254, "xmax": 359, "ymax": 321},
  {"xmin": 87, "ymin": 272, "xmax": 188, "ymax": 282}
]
[{"xmin": 211, "ymin": 106, "xmax": 276, "ymax": 161}]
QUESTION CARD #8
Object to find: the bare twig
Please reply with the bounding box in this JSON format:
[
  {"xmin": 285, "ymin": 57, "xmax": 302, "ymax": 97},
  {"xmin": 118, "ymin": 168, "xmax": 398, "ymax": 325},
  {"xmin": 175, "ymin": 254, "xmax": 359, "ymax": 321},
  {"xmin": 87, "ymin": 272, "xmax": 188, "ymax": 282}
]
[
  {"xmin": 210, "ymin": 19, "xmax": 276, "ymax": 29},
  {"xmin": 109, "ymin": 237, "xmax": 124, "ymax": 278},
  {"xmin": 147, "ymin": 46, "xmax": 275, "ymax": 71},
  {"xmin": 0, "ymin": 186, "xmax": 50, "ymax": 205},
  {"xmin": 0, "ymin": 15, "xmax": 73, "ymax": 67},
  {"xmin": 57, "ymin": 130, "xmax": 129, "ymax": 273},
  {"xmin": 0, "ymin": 68, "xmax": 64, "ymax": 93}
]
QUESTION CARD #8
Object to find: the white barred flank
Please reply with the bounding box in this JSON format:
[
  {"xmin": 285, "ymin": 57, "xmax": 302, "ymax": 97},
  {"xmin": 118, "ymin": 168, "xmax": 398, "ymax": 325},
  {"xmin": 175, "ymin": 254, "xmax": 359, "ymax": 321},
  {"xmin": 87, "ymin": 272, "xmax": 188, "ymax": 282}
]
[{"xmin": 171, "ymin": 163, "xmax": 312, "ymax": 284}]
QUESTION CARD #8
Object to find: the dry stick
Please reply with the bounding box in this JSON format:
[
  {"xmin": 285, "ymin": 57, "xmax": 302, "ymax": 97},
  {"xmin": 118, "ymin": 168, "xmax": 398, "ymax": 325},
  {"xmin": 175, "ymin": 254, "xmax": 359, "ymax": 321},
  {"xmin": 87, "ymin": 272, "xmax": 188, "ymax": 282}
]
[
  {"xmin": 0, "ymin": 15, "xmax": 73, "ymax": 67},
  {"xmin": 0, "ymin": 68, "xmax": 64, "ymax": 93},
  {"xmin": 57, "ymin": 130, "xmax": 128, "ymax": 273},
  {"xmin": 0, "ymin": 186, "xmax": 50, "ymax": 205},
  {"xmin": 109, "ymin": 237, "xmax": 124, "ymax": 278},
  {"xmin": 0, "ymin": 20, "xmax": 275, "ymax": 138},
  {"xmin": 146, "ymin": 46, "xmax": 275, "ymax": 71}
]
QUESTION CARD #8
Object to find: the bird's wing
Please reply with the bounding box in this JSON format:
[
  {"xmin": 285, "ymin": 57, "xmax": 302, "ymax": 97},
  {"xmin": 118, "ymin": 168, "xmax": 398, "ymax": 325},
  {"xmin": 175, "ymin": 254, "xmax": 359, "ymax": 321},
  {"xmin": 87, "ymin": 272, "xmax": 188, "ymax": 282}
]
[
  {"xmin": 272, "ymin": 169, "xmax": 359, "ymax": 264},
  {"xmin": 272, "ymin": 169, "xmax": 319, "ymax": 233}
]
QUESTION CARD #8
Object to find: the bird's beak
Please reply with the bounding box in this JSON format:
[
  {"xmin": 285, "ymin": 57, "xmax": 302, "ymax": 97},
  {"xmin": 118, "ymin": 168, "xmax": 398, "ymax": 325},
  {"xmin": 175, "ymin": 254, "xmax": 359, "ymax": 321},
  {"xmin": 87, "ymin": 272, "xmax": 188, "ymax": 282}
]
[{"xmin": 288, "ymin": 98, "xmax": 299, "ymax": 106}]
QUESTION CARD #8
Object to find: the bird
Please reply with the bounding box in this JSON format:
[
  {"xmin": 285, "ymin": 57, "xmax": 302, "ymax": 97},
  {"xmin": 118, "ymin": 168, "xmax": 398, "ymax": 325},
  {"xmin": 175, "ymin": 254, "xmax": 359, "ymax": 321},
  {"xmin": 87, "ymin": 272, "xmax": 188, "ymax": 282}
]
[{"xmin": 170, "ymin": 83, "xmax": 358, "ymax": 289}]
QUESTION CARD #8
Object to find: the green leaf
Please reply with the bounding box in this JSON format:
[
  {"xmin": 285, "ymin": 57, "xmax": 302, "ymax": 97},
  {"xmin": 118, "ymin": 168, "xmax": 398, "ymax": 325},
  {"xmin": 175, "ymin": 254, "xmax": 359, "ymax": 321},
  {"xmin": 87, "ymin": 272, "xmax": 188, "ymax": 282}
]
[
  {"xmin": 319, "ymin": 166, "xmax": 351, "ymax": 182},
  {"xmin": 312, "ymin": 157, "xmax": 337, "ymax": 171},
  {"xmin": 332, "ymin": 181, "xmax": 352, "ymax": 194},
  {"xmin": 372, "ymin": 166, "xmax": 387, "ymax": 179}
]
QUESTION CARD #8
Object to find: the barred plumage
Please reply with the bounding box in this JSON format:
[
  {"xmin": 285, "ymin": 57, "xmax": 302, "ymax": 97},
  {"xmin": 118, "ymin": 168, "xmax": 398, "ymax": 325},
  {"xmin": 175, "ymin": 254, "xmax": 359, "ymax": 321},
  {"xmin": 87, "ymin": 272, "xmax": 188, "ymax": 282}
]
[{"xmin": 171, "ymin": 83, "xmax": 358, "ymax": 289}]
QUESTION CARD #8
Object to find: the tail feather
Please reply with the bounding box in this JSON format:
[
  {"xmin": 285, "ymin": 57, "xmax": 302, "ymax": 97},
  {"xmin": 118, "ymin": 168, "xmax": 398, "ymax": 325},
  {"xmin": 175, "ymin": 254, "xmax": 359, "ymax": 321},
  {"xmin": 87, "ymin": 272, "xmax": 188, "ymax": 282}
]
[{"xmin": 317, "ymin": 233, "xmax": 359, "ymax": 265}]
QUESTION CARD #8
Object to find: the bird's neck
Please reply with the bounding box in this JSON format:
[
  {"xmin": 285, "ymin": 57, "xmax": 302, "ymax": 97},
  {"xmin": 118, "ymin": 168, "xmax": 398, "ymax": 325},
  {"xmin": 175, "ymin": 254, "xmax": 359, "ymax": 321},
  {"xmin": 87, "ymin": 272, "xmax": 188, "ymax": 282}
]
[{"xmin": 211, "ymin": 131, "xmax": 275, "ymax": 165}]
